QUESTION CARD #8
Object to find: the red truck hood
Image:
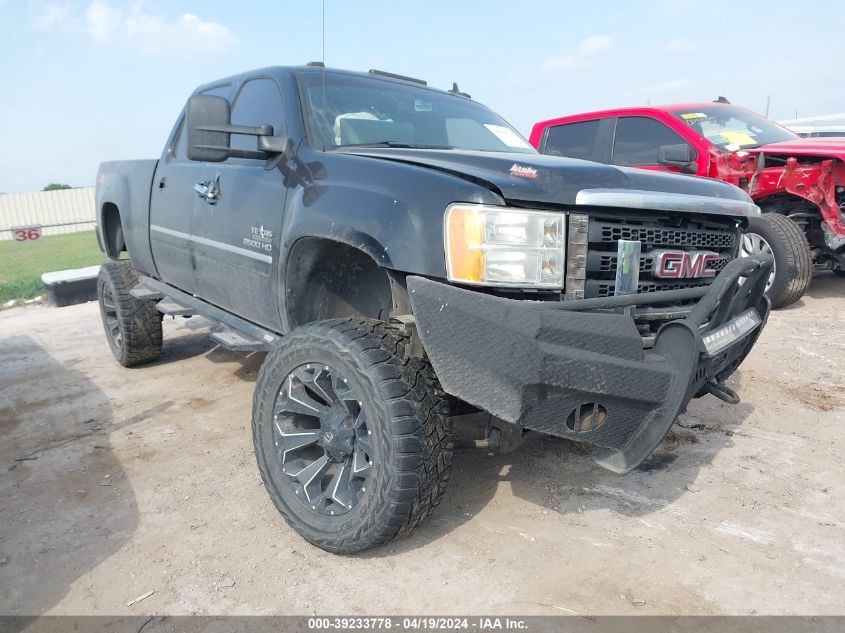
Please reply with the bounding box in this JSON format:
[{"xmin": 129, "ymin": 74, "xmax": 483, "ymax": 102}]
[{"xmin": 749, "ymin": 137, "xmax": 845, "ymax": 159}]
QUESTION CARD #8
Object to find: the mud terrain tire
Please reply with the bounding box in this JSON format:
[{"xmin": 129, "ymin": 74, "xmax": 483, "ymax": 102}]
[
  {"xmin": 97, "ymin": 261, "xmax": 162, "ymax": 367},
  {"xmin": 252, "ymin": 318, "xmax": 453, "ymax": 553}
]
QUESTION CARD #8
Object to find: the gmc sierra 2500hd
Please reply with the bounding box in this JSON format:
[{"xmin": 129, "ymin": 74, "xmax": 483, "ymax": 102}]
[{"xmin": 95, "ymin": 65, "xmax": 773, "ymax": 553}]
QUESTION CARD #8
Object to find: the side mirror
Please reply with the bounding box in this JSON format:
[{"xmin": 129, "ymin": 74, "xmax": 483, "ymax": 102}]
[
  {"xmin": 658, "ymin": 144, "xmax": 698, "ymax": 173},
  {"xmin": 187, "ymin": 95, "xmax": 232, "ymax": 162},
  {"xmin": 186, "ymin": 94, "xmax": 287, "ymax": 163}
]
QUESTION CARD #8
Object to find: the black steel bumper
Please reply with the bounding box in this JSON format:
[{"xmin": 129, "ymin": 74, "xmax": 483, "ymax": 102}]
[{"xmin": 406, "ymin": 254, "xmax": 773, "ymax": 473}]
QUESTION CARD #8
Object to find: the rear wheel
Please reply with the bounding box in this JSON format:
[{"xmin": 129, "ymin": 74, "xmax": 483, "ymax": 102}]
[
  {"xmin": 252, "ymin": 318, "xmax": 453, "ymax": 553},
  {"xmin": 742, "ymin": 214, "xmax": 812, "ymax": 309},
  {"xmin": 97, "ymin": 261, "xmax": 162, "ymax": 366}
]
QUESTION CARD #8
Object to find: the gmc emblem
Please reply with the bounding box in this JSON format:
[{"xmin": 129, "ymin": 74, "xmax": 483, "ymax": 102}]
[{"xmin": 653, "ymin": 250, "xmax": 718, "ymax": 279}]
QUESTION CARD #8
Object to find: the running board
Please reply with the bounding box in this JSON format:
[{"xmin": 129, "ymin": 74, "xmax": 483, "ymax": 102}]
[
  {"xmin": 156, "ymin": 298, "xmax": 195, "ymax": 316},
  {"xmin": 135, "ymin": 276, "xmax": 281, "ymax": 350},
  {"xmin": 210, "ymin": 328, "xmax": 269, "ymax": 352},
  {"xmin": 130, "ymin": 285, "xmax": 164, "ymax": 301}
]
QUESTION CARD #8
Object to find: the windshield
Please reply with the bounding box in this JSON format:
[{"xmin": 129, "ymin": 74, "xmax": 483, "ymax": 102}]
[
  {"xmin": 670, "ymin": 105, "xmax": 798, "ymax": 151},
  {"xmin": 297, "ymin": 71, "xmax": 535, "ymax": 153}
]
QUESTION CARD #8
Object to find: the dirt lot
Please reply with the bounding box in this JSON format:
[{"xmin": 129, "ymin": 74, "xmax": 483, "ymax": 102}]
[{"xmin": 1, "ymin": 275, "xmax": 843, "ymax": 617}]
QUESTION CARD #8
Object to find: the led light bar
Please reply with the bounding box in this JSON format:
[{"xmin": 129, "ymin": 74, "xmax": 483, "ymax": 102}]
[{"xmin": 701, "ymin": 308, "xmax": 762, "ymax": 356}]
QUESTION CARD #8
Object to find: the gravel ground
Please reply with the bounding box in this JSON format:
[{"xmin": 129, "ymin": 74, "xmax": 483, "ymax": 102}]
[{"xmin": 1, "ymin": 274, "xmax": 843, "ymax": 616}]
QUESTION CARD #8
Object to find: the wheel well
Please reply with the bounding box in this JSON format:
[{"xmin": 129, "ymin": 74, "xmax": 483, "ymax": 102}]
[
  {"xmin": 757, "ymin": 193, "xmax": 823, "ymax": 250},
  {"xmin": 285, "ymin": 238, "xmax": 402, "ymax": 330},
  {"xmin": 101, "ymin": 203, "xmax": 126, "ymax": 259}
]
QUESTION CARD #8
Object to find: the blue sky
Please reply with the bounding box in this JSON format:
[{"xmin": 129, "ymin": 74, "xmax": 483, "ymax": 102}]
[{"xmin": 1, "ymin": 0, "xmax": 843, "ymax": 193}]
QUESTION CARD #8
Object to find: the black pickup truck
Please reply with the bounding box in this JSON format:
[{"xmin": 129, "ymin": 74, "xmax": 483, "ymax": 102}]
[{"xmin": 95, "ymin": 64, "xmax": 773, "ymax": 553}]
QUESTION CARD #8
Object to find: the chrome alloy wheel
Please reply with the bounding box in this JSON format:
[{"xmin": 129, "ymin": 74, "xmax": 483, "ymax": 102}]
[
  {"xmin": 740, "ymin": 232, "xmax": 776, "ymax": 291},
  {"xmin": 272, "ymin": 363, "xmax": 373, "ymax": 516}
]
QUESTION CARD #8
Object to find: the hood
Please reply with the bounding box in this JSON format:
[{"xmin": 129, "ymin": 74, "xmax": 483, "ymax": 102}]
[
  {"xmin": 337, "ymin": 147, "xmax": 751, "ymax": 209},
  {"xmin": 750, "ymin": 137, "xmax": 845, "ymax": 159}
]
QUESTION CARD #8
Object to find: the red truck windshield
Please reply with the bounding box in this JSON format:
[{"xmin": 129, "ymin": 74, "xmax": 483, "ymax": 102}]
[
  {"xmin": 297, "ymin": 71, "xmax": 535, "ymax": 154},
  {"xmin": 669, "ymin": 105, "xmax": 797, "ymax": 151}
]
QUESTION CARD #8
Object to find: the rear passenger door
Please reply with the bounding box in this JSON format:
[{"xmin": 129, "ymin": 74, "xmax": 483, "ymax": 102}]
[
  {"xmin": 539, "ymin": 119, "xmax": 612, "ymax": 163},
  {"xmin": 610, "ymin": 116, "xmax": 693, "ymax": 172},
  {"xmin": 190, "ymin": 77, "xmax": 289, "ymax": 331}
]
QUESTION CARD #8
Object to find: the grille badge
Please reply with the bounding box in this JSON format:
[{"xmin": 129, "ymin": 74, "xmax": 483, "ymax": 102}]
[{"xmin": 652, "ymin": 250, "xmax": 718, "ymax": 279}]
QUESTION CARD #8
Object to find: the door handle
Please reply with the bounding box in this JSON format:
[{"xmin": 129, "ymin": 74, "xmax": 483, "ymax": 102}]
[{"xmin": 194, "ymin": 173, "xmax": 220, "ymax": 205}]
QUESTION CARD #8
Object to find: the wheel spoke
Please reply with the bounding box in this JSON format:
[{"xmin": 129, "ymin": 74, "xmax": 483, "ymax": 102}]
[
  {"xmin": 352, "ymin": 444, "xmax": 371, "ymax": 476},
  {"xmin": 353, "ymin": 408, "xmax": 367, "ymax": 429},
  {"xmin": 291, "ymin": 454, "xmax": 330, "ymax": 504},
  {"xmin": 275, "ymin": 377, "xmax": 328, "ymax": 417},
  {"xmin": 331, "ymin": 372, "xmax": 355, "ymax": 400},
  {"xmin": 275, "ymin": 424, "xmax": 320, "ymax": 459},
  {"xmin": 328, "ymin": 462, "xmax": 354, "ymax": 509},
  {"xmin": 305, "ymin": 366, "xmax": 335, "ymax": 405},
  {"xmin": 356, "ymin": 435, "xmax": 374, "ymax": 459}
]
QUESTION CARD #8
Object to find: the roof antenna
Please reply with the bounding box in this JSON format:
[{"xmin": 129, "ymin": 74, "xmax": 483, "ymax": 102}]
[
  {"xmin": 714, "ymin": 96, "xmax": 730, "ymax": 104},
  {"xmin": 321, "ymin": 0, "xmax": 325, "ymax": 65},
  {"xmin": 449, "ymin": 82, "xmax": 471, "ymax": 99}
]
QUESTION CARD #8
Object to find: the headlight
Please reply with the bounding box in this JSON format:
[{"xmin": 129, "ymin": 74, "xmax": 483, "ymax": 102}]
[{"xmin": 444, "ymin": 203, "xmax": 565, "ymax": 288}]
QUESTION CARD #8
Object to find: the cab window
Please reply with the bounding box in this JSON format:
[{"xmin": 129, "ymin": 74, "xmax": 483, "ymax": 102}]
[
  {"xmin": 541, "ymin": 120, "xmax": 600, "ymax": 160},
  {"xmin": 612, "ymin": 116, "xmax": 688, "ymax": 166},
  {"xmin": 230, "ymin": 78, "xmax": 285, "ymax": 154}
]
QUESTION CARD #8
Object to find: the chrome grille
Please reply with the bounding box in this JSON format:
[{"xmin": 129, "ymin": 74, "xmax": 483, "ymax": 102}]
[{"xmin": 581, "ymin": 217, "xmax": 739, "ymax": 299}]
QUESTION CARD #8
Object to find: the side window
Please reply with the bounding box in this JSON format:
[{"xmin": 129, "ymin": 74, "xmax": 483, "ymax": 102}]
[
  {"xmin": 542, "ymin": 120, "xmax": 600, "ymax": 160},
  {"xmin": 612, "ymin": 116, "xmax": 688, "ymax": 166},
  {"xmin": 230, "ymin": 79, "xmax": 285, "ymax": 154},
  {"xmin": 173, "ymin": 117, "xmax": 188, "ymax": 160},
  {"xmin": 171, "ymin": 85, "xmax": 231, "ymax": 162}
]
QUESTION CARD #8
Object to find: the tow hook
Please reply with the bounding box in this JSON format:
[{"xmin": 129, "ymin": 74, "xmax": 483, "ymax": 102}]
[{"xmin": 704, "ymin": 380, "xmax": 740, "ymax": 405}]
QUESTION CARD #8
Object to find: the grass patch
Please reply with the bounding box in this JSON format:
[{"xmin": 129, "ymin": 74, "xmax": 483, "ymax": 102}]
[{"xmin": 0, "ymin": 231, "xmax": 108, "ymax": 304}]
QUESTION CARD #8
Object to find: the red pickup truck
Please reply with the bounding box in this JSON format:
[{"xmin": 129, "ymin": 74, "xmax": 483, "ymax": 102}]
[{"xmin": 530, "ymin": 102, "xmax": 844, "ymax": 307}]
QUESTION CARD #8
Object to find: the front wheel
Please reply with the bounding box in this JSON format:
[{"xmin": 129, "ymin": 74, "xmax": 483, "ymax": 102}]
[
  {"xmin": 252, "ymin": 318, "xmax": 453, "ymax": 553},
  {"xmin": 741, "ymin": 214, "xmax": 812, "ymax": 309}
]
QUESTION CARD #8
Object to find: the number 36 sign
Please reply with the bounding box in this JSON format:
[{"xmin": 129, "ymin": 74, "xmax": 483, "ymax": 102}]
[{"xmin": 12, "ymin": 225, "xmax": 43, "ymax": 245}]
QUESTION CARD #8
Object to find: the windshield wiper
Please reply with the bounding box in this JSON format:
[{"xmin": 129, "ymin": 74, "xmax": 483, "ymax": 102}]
[{"xmin": 337, "ymin": 142, "xmax": 454, "ymax": 150}]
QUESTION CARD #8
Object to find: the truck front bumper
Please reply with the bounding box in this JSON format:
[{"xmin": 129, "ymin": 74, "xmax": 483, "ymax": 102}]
[{"xmin": 406, "ymin": 254, "xmax": 773, "ymax": 473}]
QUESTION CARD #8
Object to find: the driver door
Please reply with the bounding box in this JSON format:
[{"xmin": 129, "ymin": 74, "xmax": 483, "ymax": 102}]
[
  {"xmin": 190, "ymin": 77, "xmax": 289, "ymax": 331},
  {"xmin": 611, "ymin": 116, "xmax": 694, "ymax": 173}
]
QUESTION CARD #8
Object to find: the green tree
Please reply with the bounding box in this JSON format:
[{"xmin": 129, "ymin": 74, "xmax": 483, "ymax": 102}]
[{"xmin": 42, "ymin": 183, "xmax": 73, "ymax": 191}]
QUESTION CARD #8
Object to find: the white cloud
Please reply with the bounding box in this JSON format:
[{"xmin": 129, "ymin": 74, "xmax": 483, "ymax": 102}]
[
  {"xmin": 32, "ymin": 1, "xmax": 238, "ymax": 57},
  {"xmin": 543, "ymin": 35, "xmax": 614, "ymax": 72},
  {"xmin": 33, "ymin": 3, "xmax": 74, "ymax": 31},
  {"xmin": 125, "ymin": 9, "xmax": 238, "ymax": 56},
  {"xmin": 85, "ymin": 0, "xmax": 121, "ymax": 42},
  {"xmin": 663, "ymin": 37, "xmax": 700, "ymax": 54}
]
